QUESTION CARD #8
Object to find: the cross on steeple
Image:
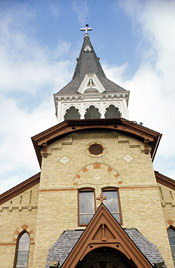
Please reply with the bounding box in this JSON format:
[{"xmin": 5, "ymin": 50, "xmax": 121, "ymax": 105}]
[
  {"xmin": 97, "ymin": 192, "xmax": 107, "ymax": 204},
  {"xmin": 80, "ymin": 24, "xmax": 92, "ymax": 36}
]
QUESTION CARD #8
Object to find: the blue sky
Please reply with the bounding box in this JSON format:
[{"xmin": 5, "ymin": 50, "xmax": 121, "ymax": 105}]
[{"xmin": 0, "ymin": 0, "xmax": 175, "ymax": 193}]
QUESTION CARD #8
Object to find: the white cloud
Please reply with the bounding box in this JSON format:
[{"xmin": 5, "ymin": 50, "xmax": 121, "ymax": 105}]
[
  {"xmin": 112, "ymin": 0, "xmax": 175, "ymax": 178},
  {"xmin": 73, "ymin": 0, "xmax": 89, "ymax": 25},
  {"xmin": 0, "ymin": 5, "xmax": 73, "ymax": 193}
]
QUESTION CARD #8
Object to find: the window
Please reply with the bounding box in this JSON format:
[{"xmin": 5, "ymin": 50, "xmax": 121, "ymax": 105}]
[
  {"xmin": 88, "ymin": 143, "xmax": 104, "ymax": 155},
  {"xmin": 79, "ymin": 189, "xmax": 95, "ymax": 225},
  {"xmin": 168, "ymin": 227, "xmax": 175, "ymax": 266},
  {"xmin": 102, "ymin": 189, "xmax": 121, "ymax": 223},
  {"xmin": 15, "ymin": 232, "xmax": 30, "ymax": 268}
]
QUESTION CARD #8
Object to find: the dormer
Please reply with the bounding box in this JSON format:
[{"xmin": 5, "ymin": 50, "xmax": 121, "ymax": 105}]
[{"xmin": 77, "ymin": 73, "xmax": 105, "ymax": 94}]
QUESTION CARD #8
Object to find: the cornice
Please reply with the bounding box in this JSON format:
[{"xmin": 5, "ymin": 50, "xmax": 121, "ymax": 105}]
[
  {"xmin": 0, "ymin": 172, "xmax": 40, "ymax": 205},
  {"xmin": 155, "ymin": 171, "xmax": 175, "ymax": 190},
  {"xmin": 55, "ymin": 92, "xmax": 129, "ymax": 101},
  {"xmin": 32, "ymin": 118, "xmax": 162, "ymax": 167}
]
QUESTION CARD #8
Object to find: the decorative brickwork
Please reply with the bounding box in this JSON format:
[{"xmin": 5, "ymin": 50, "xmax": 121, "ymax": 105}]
[
  {"xmin": 74, "ymin": 163, "xmax": 120, "ymax": 188},
  {"xmin": 13, "ymin": 224, "xmax": 35, "ymax": 243}
]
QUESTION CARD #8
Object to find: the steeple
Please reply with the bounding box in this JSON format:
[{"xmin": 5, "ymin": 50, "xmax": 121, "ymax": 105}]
[
  {"xmin": 72, "ymin": 30, "xmax": 106, "ymax": 80},
  {"xmin": 54, "ymin": 26, "xmax": 130, "ymax": 123}
]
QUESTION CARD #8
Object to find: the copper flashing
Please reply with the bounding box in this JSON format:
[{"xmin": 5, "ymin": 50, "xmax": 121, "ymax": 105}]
[
  {"xmin": 0, "ymin": 172, "xmax": 40, "ymax": 205},
  {"xmin": 32, "ymin": 118, "xmax": 162, "ymax": 166},
  {"xmin": 155, "ymin": 171, "xmax": 175, "ymax": 190}
]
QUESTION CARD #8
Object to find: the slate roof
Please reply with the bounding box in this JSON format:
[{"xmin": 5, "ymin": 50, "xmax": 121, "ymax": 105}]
[
  {"xmin": 45, "ymin": 230, "xmax": 83, "ymax": 268},
  {"xmin": 56, "ymin": 34, "xmax": 127, "ymax": 95},
  {"xmin": 45, "ymin": 229, "xmax": 164, "ymax": 268},
  {"xmin": 125, "ymin": 229, "xmax": 164, "ymax": 266}
]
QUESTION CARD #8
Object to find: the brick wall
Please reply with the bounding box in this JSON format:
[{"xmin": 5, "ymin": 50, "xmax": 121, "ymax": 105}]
[
  {"xmin": 0, "ymin": 183, "xmax": 39, "ymax": 268},
  {"xmin": 32, "ymin": 130, "xmax": 173, "ymax": 268}
]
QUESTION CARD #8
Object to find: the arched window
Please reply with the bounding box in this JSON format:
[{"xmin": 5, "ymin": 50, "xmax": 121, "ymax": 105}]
[
  {"xmin": 168, "ymin": 227, "xmax": 175, "ymax": 266},
  {"xmin": 15, "ymin": 232, "xmax": 30, "ymax": 268},
  {"xmin": 64, "ymin": 106, "xmax": 80, "ymax": 120},
  {"xmin": 84, "ymin": 106, "xmax": 101, "ymax": 119},
  {"xmin": 105, "ymin": 105, "xmax": 121, "ymax": 119}
]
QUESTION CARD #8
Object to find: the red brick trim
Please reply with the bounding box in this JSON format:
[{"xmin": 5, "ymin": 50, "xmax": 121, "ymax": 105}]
[
  {"xmin": 13, "ymin": 225, "xmax": 34, "ymax": 242},
  {"xmin": 0, "ymin": 243, "xmax": 16, "ymax": 246},
  {"xmin": 120, "ymin": 186, "xmax": 158, "ymax": 190},
  {"xmin": 39, "ymin": 188, "xmax": 77, "ymax": 192},
  {"xmin": 93, "ymin": 163, "xmax": 101, "ymax": 169},
  {"xmin": 167, "ymin": 220, "xmax": 174, "ymax": 226},
  {"xmin": 74, "ymin": 163, "xmax": 120, "ymax": 184}
]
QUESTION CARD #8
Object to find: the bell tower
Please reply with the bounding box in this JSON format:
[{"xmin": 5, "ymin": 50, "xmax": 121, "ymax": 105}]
[{"xmin": 54, "ymin": 25, "xmax": 129, "ymax": 123}]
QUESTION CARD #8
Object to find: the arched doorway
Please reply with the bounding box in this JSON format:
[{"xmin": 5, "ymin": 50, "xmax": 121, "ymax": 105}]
[{"xmin": 76, "ymin": 247, "xmax": 137, "ymax": 268}]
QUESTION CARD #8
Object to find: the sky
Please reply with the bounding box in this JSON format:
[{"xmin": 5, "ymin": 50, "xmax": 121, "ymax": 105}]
[{"xmin": 0, "ymin": 0, "xmax": 175, "ymax": 194}]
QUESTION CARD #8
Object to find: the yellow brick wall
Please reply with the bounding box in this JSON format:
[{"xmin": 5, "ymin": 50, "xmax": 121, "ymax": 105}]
[
  {"xmin": 158, "ymin": 183, "xmax": 175, "ymax": 229},
  {"xmin": 32, "ymin": 130, "xmax": 174, "ymax": 268},
  {"xmin": 157, "ymin": 183, "xmax": 175, "ymax": 266},
  {"xmin": 0, "ymin": 183, "xmax": 39, "ymax": 268}
]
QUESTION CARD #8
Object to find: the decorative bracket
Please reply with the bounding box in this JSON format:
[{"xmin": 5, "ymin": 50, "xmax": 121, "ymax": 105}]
[
  {"xmin": 42, "ymin": 142, "xmax": 48, "ymax": 158},
  {"xmin": 144, "ymin": 139, "xmax": 150, "ymax": 154}
]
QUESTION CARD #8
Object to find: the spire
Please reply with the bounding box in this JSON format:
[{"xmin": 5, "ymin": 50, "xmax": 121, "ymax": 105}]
[
  {"xmin": 54, "ymin": 26, "xmax": 130, "ymax": 123},
  {"xmin": 72, "ymin": 26, "xmax": 106, "ymax": 80}
]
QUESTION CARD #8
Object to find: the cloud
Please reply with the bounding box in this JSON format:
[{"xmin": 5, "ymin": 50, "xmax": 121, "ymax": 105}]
[
  {"xmin": 112, "ymin": 0, "xmax": 175, "ymax": 178},
  {"xmin": 0, "ymin": 4, "xmax": 74, "ymax": 193},
  {"xmin": 73, "ymin": 0, "xmax": 89, "ymax": 25},
  {"xmin": 0, "ymin": 14, "xmax": 72, "ymax": 94}
]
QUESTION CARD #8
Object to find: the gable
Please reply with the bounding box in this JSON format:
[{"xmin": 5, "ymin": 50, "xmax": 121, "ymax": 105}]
[
  {"xmin": 32, "ymin": 118, "xmax": 162, "ymax": 166},
  {"xmin": 0, "ymin": 173, "xmax": 40, "ymax": 205},
  {"xmin": 155, "ymin": 171, "xmax": 175, "ymax": 190},
  {"xmin": 45, "ymin": 204, "xmax": 164, "ymax": 268},
  {"xmin": 77, "ymin": 73, "xmax": 106, "ymax": 94}
]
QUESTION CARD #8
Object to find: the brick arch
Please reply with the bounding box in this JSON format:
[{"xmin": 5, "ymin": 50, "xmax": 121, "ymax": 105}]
[
  {"xmin": 167, "ymin": 221, "xmax": 175, "ymax": 230},
  {"xmin": 13, "ymin": 224, "xmax": 34, "ymax": 242},
  {"xmin": 73, "ymin": 163, "xmax": 121, "ymax": 187}
]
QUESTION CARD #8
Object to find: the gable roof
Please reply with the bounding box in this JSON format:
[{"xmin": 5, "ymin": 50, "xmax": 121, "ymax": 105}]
[
  {"xmin": 55, "ymin": 35, "xmax": 127, "ymax": 95},
  {"xmin": 45, "ymin": 204, "xmax": 164, "ymax": 268},
  {"xmin": 0, "ymin": 172, "xmax": 40, "ymax": 205},
  {"xmin": 32, "ymin": 118, "xmax": 162, "ymax": 166},
  {"xmin": 155, "ymin": 171, "xmax": 175, "ymax": 190}
]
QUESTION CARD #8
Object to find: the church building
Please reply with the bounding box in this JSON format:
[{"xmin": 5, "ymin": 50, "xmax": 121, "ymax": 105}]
[{"xmin": 1, "ymin": 25, "xmax": 175, "ymax": 268}]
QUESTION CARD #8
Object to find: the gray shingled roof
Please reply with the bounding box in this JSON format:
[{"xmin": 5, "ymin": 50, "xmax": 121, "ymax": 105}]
[
  {"xmin": 56, "ymin": 35, "xmax": 127, "ymax": 95},
  {"xmin": 125, "ymin": 229, "xmax": 164, "ymax": 266},
  {"xmin": 45, "ymin": 229, "xmax": 164, "ymax": 268},
  {"xmin": 45, "ymin": 230, "xmax": 83, "ymax": 268}
]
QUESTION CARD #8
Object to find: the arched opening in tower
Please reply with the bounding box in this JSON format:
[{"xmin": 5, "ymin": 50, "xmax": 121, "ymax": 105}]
[
  {"xmin": 85, "ymin": 105, "xmax": 101, "ymax": 119},
  {"xmin": 64, "ymin": 106, "xmax": 81, "ymax": 120},
  {"xmin": 105, "ymin": 105, "xmax": 121, "ymax": 118}
]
